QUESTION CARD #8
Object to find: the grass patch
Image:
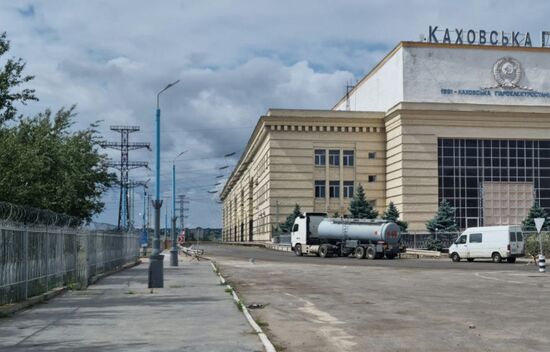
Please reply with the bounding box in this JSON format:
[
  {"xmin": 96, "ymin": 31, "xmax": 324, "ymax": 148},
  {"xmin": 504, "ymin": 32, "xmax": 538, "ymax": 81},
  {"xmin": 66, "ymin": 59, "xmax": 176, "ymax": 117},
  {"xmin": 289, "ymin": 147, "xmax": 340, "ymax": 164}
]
[
  {"xmin": 67, "ymin": 282, "xmax": 82, "ymax": 290},
  {"xmin": 256, "ymin": 319, "xmax": 269, "ymax": 328},
  {"xmin": 273, "ymin": 343, "xmax": 287, "ymax": 351},
  {"xmin": 234, "ymin": 301, "xmax": 243, "ymax": 312},
  {"xmin": 125, "ymin": 290, "xmax": 136, "ymax": 295},
  {"xmin": 0, "ymin": 311, "xmax": 12, "ymax": 318},
  {"xmin": 169, "ymin": 284, "xmax": 182, "ymax": 288},
  {"xmin": 225, "ymin": 287, "xmax": 233, "ymax": 294}
]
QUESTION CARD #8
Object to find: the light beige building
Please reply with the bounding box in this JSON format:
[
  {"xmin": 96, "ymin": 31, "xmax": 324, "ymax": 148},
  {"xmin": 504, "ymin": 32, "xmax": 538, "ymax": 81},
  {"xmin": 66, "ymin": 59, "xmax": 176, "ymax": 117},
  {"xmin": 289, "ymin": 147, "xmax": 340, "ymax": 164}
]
[{"xmin": 221, "ymin": 42, "xmax": 550, "ymax": 242}]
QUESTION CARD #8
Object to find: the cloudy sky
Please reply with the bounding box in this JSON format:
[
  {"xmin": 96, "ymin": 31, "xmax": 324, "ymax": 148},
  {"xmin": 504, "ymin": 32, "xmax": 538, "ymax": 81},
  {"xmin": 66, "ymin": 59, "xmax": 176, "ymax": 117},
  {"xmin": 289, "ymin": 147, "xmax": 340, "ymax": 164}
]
[{"xmin": 1, "ymin": 0, "xmax": 549, "ymax": 228}]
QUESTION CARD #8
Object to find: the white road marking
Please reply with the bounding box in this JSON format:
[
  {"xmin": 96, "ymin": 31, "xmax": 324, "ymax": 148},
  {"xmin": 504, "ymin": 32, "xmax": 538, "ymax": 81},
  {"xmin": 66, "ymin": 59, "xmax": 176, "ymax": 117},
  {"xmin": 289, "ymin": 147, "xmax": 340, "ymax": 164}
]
[
  {"xmin": 474, "ymin": 270, "xmax": 547, "ymax": 284},
  {"xmin": 285, "ymin": 292, "xmax": 356, "ymax": 351}
]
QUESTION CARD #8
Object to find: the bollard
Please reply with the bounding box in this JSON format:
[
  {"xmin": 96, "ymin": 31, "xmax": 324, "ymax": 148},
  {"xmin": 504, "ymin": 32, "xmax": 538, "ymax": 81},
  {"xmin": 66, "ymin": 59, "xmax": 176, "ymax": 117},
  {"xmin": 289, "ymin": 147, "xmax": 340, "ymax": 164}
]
[{"xmin": 539, "ymin": 255, "xmax": 546, "ymax": 273}]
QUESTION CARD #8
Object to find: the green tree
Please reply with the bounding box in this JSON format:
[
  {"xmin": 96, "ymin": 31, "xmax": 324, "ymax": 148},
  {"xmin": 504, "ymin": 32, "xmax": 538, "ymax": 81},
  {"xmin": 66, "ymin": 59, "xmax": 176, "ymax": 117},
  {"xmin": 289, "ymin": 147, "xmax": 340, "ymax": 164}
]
[
  {"xmin": 279, "ymin": 204, "xmax": 302, "ymax": 233},
  {"xmin": 0, "ymin": 32, "xmax": 37, "ymax": 125},
  {"xmin": 0, "ymin": 106, "xmax": 115, "ymax": 222},
  {"xmin": 426, "ymin": 199, "xmax": 458, "ymax": 233},
  {"xmin": 348, "ymin": 184, "xmax": 378, "ymax": 219},
  {"xmin": 522, "ymin": 202, "xmax": 550, "ymax": 232},
  {"xmin": 382, "ymin": 201, "xmax": 408, "ymax": 232}
]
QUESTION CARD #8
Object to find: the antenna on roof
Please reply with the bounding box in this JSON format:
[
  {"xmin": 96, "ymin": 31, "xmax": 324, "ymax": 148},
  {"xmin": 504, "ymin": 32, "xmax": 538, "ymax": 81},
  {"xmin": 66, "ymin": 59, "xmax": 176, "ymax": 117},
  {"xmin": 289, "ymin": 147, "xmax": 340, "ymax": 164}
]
[{"xmin": 345, "ymin": 80, "xmax": 354, "ymax": 111}]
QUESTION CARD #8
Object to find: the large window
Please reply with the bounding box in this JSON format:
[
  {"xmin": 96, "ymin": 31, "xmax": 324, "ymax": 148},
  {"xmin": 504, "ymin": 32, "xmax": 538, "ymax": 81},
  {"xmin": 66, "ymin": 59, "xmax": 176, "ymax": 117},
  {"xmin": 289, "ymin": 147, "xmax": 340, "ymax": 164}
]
[
  {"xmin": 343, "ymin": 150, "xmax": 354, "ymax": 166},
  {"xmin": 329, "ymin": 150, "xmax": 339, "ymax": 166},
  {"xmin": 315, "ymin": 180, "xmax": 325, "ymax": 198},
  {"xmin": 438, "ymin": 138, "xmax": 550, "ymax": 229},
  {"xmin": 343, "ymin": 181, "xmax": 354, "ymax": 198},
  {"xmin": 329, "ymin": 181, "xmax": 340, "ymax": 198},
  {"xmin": 314, "ymin": 149, "xmax": 326, "ymax": 166}
]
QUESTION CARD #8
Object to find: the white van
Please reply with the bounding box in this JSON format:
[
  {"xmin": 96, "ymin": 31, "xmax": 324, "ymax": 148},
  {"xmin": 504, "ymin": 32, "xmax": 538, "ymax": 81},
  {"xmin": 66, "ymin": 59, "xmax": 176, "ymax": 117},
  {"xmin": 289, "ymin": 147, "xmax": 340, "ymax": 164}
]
[{"xmin": 448, "ymin": 225, "xmax": 524, "ymax": 263}]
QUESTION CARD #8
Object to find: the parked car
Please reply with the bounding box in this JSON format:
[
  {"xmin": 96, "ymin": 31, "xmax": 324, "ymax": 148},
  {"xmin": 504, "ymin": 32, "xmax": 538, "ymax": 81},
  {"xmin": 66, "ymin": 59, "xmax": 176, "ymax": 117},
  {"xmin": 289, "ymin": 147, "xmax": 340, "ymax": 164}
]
[{"xmin": 448, "ymin": 225, "xmax": 524, "ymax": 263}]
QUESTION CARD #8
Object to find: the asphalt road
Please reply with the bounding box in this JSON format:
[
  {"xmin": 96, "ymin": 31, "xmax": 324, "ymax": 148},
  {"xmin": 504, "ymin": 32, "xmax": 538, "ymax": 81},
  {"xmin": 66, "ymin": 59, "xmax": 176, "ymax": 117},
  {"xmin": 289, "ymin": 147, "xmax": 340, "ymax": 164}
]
[
  {"xmin": 200, "ymin": 243, "xmax": 536, "ymax": 271},
  {"xmin": 201, "ymin": 243, "xmax": 550, "ymax": 352}
]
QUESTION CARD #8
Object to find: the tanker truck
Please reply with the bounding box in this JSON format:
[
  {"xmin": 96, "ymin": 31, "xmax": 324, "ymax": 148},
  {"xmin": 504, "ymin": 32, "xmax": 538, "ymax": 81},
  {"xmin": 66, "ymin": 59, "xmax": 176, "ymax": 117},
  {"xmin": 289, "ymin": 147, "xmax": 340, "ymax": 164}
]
[{"xmin": 290, "ymin": 212, "xmax": 401, "ymax": 259}]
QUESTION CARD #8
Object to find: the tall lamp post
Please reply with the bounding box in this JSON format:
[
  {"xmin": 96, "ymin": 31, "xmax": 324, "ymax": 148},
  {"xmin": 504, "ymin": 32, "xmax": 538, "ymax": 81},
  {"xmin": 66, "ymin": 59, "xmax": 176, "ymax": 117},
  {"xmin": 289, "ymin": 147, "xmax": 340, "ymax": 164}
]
[
  {"xmin": 171, "ymin": 150, "xmax": 188, "ymax": 266},
  {"xmin": 149, "ymin": 79, "xmax": 180, "ymax": 288}
]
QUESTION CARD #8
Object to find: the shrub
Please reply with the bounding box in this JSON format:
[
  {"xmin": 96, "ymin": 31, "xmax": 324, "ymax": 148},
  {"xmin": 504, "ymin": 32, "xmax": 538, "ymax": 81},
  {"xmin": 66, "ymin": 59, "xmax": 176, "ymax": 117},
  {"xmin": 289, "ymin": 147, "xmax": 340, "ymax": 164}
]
[
  {"xmin": 425, "ymin": 238, "xmax": 443, "ymax": 252},
  {"xmin": 525, "ymin": 233, "xmax": 550, "ymax": 257}
]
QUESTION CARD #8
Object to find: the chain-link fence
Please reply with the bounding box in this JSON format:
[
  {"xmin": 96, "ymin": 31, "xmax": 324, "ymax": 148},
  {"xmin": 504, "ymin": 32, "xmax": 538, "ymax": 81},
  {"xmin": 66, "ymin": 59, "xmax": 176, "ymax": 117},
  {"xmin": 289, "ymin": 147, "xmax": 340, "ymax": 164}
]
[{"xmin": 0, "ymin": 206, "xmax": 139, "ymax": 306}]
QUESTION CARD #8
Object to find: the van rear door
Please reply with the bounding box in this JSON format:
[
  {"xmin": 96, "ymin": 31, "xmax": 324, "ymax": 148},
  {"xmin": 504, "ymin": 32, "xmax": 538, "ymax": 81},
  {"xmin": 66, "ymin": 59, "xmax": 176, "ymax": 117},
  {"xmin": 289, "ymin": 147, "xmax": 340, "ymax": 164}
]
[
  {"xmin": 513, "ymin": 231, "xmax": 525, "ymax": 256},
  {"xmin": 509, "ymin": 231, "xmax": 518, "ymax": 255}
]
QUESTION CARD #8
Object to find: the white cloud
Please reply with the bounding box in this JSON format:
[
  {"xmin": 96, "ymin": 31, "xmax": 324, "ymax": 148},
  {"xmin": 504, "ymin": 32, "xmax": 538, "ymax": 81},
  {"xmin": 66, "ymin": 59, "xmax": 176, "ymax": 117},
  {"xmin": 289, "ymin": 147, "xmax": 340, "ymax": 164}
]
[{"xmin": 2, "ymin": 0, "xmax": 550, "ymax": 226}]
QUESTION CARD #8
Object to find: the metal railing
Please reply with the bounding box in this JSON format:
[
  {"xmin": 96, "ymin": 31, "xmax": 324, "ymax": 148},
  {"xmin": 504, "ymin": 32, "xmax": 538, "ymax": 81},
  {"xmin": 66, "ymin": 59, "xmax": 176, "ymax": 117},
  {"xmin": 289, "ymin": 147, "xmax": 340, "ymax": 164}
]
[
  {"xmin": 0, "ymin": 222, "xmax": 140, "ymax": 306},
  {"xmin": 399, "ymin": 232, "xmax": 460, "ymax": 249},
  {"xmin": 272, "ymin": 234, "xmax": 291, "ymax": 245}
]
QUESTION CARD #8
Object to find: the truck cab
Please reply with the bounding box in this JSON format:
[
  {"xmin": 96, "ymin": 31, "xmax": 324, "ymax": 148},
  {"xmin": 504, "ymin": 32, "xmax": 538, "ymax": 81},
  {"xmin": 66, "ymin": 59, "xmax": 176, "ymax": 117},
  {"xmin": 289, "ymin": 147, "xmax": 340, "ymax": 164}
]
[{"xmin": 291, "ymin": 212, "xmax": 326, "ymax": 256}]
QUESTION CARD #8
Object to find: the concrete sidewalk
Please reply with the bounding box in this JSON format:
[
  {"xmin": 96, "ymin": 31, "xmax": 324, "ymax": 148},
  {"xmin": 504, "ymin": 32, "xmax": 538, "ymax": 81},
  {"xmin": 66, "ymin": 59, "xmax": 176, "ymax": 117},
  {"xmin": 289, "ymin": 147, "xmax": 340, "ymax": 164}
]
[{"xmin": 0, "ymin": 254, "xmax": 264, "ymax": 352}]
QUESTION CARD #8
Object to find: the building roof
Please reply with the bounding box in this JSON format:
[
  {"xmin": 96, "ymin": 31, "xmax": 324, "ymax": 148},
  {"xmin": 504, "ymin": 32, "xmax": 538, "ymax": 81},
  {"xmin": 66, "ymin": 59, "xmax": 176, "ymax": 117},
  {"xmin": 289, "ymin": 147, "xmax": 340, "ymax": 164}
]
[{"xmin": 332, "ymin": 41, "xmax": 550, "ymax": 111}]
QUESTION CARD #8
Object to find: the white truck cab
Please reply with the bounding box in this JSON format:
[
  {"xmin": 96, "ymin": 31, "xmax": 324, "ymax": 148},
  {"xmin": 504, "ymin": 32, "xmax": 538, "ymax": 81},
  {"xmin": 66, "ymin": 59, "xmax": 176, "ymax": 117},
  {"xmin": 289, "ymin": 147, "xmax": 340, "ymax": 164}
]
[
  {"xmin": 291, "ymin": 212, "xmax": 326, "ymax": 256},
  {"xmin": 448, "ymin": 225, "xmax": 524, "ymax": 263}
]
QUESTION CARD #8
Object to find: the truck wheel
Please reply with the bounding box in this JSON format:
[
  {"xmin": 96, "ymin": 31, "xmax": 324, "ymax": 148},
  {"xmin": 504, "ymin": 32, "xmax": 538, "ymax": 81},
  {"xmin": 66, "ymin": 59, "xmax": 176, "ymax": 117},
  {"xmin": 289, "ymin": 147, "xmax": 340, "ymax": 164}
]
[
  {"xmin": 294, "ymin": 244, "xmax": 303, "ymax": 257},
  {"xmin": 354, "ymin": 246, "xmax": 365, "ymax": 259},
  {"xmin": 506, "ymin": 257, "xmax": 516, "ymax": 263},
  {"xmin": 319, "ymin": 244, "xmax": 330, "ymax": 258},
  {"xmin": 366, "ymin": 246, "xmax": 376, "ymax": 260},
  {"xmin": 492, "ymin": 252, "xmax": 502, "ymax": 263},
  {"xmin": 451, "ymin": 252, "xmax": 460, "ymax": 262},
  {"xmin": 386, "ymin": 253, "xmax": 396, "ymax": 260}
]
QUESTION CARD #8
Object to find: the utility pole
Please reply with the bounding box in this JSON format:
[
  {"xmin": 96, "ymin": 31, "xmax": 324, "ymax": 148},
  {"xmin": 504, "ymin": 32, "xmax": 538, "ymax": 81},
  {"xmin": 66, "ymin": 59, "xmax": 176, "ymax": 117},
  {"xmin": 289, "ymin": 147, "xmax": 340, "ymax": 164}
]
[
  {"xmin": 128, "ymin": 179, "xmax": 149, "ymax": 230},
  {"xmin": 176, "ymin": 194, "xmax": 190, "ymax": 236},
  {"xmin": 100, "ymin": 126, "xmax": 150, "ymax": 229},
  {"xmin": 129, "ymin": 180, "xmax": 149, "ymax": 255}
]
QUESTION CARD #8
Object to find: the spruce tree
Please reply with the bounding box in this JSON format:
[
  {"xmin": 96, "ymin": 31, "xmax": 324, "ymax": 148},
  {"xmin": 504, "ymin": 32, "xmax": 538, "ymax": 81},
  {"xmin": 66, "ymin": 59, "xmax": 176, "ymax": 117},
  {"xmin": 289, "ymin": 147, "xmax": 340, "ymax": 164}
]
[
  {"xmin": 280, "ymin": 204, "xmax": 302, "ymax": 233},
  {"xmin": 426, "ymin": 199, "xmax": 458, "ymax": 233},
  {"xmin": 382, "ymin": 201, "xmax": 408, "ymax": 232},
  {"xmin": 348, "ymin": 184, "xmax": 378, "ymax": 219},
  {"xmin": 522, "ymin": 202, "xmax": 549, "ymax": 231}
]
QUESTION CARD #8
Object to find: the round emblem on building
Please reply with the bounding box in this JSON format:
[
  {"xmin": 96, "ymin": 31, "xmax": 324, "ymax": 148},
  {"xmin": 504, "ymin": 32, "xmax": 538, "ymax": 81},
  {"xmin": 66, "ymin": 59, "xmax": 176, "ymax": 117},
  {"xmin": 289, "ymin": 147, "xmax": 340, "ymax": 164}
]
[{"xmin": 493, "ymin": 57, "xmax": 522, "ymax": 89}]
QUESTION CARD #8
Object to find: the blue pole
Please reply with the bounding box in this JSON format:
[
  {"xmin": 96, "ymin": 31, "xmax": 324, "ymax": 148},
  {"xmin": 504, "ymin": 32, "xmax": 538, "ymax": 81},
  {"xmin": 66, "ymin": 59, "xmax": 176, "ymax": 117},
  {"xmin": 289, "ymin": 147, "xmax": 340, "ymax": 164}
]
[
  {"xmin": 172, "ymin": 163, "xmax": 176, "ymax": 223},
  {"xmin": 156, "ymin": 108, "xmax": 161, "ymax": 201},
  {"xmin": 151, "ymin": 107, "xmax": 162, "ymax": 258},
  {"xmin": 150, "ymin": 80, "xmax": 179, "ymax": 285}
]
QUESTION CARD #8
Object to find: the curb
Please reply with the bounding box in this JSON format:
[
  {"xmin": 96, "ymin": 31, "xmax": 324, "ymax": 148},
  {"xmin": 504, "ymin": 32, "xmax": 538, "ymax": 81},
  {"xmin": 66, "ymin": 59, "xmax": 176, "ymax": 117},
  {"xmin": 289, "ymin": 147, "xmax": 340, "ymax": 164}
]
[
  {"xmin": 209, "ymin": 261, "xmax": 276, "ymax": 352},
  {"xmin": 0, "ymin": 287, "xmax": 67, "ymax": 317}
]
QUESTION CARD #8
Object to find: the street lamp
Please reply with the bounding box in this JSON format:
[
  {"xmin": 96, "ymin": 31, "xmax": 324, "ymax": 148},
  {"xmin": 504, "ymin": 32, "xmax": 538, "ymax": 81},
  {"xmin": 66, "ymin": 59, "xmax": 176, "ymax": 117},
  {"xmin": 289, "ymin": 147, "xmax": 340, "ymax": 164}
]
[
  {"xmin": 171, "ymin": 150, "xmax": 188, "ymax": 266},
  {"xmin": 149, "ymin": 79, "xmax": 180, "ymax": 289}
]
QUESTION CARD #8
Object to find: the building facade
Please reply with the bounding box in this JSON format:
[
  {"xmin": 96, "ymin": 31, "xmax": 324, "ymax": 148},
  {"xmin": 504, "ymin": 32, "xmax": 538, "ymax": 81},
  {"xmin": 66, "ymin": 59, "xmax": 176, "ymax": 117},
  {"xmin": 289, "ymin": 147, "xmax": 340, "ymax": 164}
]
[{"xmin": 221, "ymin": 41, "xmax": 550, "ymax": 241}]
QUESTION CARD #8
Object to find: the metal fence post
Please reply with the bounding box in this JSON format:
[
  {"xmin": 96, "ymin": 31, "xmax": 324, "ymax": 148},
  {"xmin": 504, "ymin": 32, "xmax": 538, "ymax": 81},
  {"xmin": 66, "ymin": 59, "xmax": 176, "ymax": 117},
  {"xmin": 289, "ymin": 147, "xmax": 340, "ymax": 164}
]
[
  {"xmin": 23, "ymin": 225, "xmax": 29, "ymax": 300},
  {"xmin": 45, "ymin": 227, "xmax": 49, "ymax": 291}
]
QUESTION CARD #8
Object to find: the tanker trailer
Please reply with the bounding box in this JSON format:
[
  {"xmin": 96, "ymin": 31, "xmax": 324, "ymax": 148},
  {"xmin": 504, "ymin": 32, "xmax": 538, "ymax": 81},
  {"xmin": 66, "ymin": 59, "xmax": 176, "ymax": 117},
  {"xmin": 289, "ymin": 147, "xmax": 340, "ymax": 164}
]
[{"xmin": 291, "ymin": 214, "xmax": 400, "ymax": 259}]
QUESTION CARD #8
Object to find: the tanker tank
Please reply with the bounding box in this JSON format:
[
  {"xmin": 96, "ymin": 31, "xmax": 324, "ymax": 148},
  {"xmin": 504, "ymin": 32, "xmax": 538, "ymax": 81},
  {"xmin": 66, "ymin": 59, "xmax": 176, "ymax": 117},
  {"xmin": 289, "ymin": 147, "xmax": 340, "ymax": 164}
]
[{"xmin": 317, "ymin": 218, "xmax": 400, "ymax": 244}]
